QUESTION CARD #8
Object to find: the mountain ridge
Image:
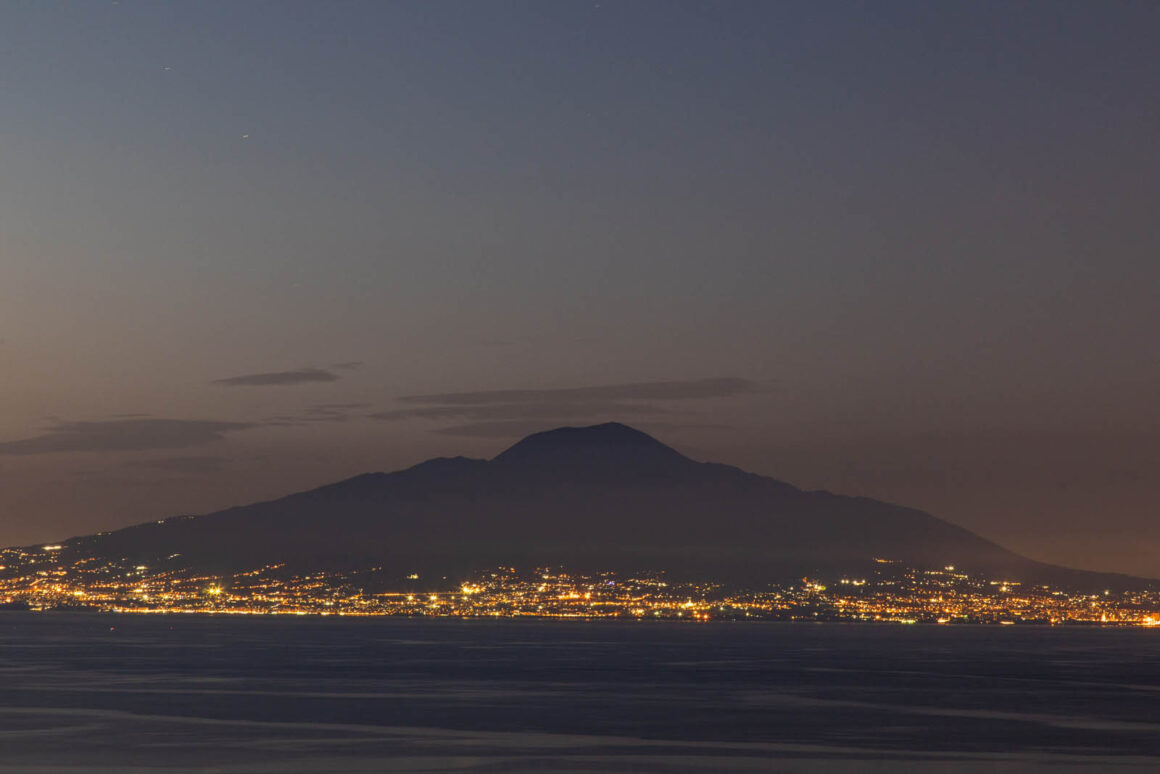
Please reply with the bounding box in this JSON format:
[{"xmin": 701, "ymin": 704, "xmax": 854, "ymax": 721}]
[{"xmin": 30, "ymin": 423, "xmax": 1154, "ymax": 591}]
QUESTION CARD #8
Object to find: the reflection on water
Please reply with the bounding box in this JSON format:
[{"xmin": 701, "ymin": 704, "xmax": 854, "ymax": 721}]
[{"xmin": 0, "ymin": 614, "xmax": 1158, "ymax": 773}]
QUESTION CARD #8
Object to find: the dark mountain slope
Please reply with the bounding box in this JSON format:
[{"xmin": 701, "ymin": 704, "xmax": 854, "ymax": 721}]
[{"xmin": 55, "ymin": 423, "xmax": 1147, "ymax": 590}]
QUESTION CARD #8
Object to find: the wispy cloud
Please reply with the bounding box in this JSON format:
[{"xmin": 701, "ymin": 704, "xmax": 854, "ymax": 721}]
[
  {"xmin": 261, "ymin": 403, "xmax": 373, "ymax": 426},
  {"xmin": 398, "ymin": 377, "xmax": 760, "ymax": 406},
  {"xmin": 370, "ymin": 402, "xmax": 668, "ymax": 422},
  {"xmin": 261, "ymin": 416, "xmax": 302, "ymax": 426},
  {"xmin": 0, "ymin": 419, "xmax": 254, "ymax": 455},
  {"xmin": 434, "ymin": 420, "xmax": 727, "ymax": 438},
  {"xmin": 432, "ymin": 420, "xmax": 566, "ymax": 438},
  {"xmin": 212, "ymin": 368, "xmax": 340, "ymax": 387},
  {"xmin": 312, "ymin": 402, "xmax": 372, "ymax": 411},
  {"xmin": 301, "ymin": 402, "xmax": 373, "ymax": 422},
  {"xmin": 127, "ymin": 455, "xmax": 228, "ymax": 474},
  {"xmin": 376, "ymin": 378, "xmax": 758, "ymax": 435}
]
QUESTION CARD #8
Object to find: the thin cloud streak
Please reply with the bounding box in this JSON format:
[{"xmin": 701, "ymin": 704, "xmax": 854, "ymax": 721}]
[
  {"xmin": 433, "ymin": 420, "xmax": 568, "ymax": 438},
  {"xmin": 399, "ymin": 377, "xmax": 761, "ymax": 406},
  {"xmin": 385, "ymin": 378, "xmax": 758, "ymax": 436},
  {"xmin": 0, "ymin": 419, "xmax": 254, "ymax": 455},
  {"xmin": 261, "ymin": 404, "xmax": 374, "ymax": 425},
  {"xmin": 212, "ymin": 368, "xmax": 340, "ymax": 387},
  {"xmin": 370, "ymin": 402, "xmax": 670, "ymax": 422},
  {"xmin": 303, "ymin": 403, "xmax": 374, "ymax": 422},
  {"xmin": 128, "ymin": 456, "xmax": 228, "ymax": 474},
  {"xmin": 434, "ymin": 420, "xmax": 729, "ymax": 439}
]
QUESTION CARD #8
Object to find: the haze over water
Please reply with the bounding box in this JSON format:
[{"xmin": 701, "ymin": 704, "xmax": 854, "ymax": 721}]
[{"xmin": 2, "ymin": 614, "xmax": 1158, "ymax": 773}]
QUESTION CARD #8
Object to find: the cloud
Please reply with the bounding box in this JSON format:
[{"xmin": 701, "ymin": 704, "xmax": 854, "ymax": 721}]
[
  {"xmin": 434, "ymin": 420, "xmax": 728, "ymax": 438},
  {"xmin": 433, "ymin": 421, "xmax": 567, "ymax": 438},
  {"xmin": 128, "ymin": 455, "xmax": 227, "ymax": 474},
  {"xmin": 398, "ymin": 377, "xmax": 760, "ymax": 406},
  {"xmin": 261, "ymin": 403, "xmax": 373, "ymax": 426},
  {"xmin": 375, "ymin": 378, "xmax": 760, "ymax": 433},
  {"xmin": 212, "ymin": 368, "xmax": 339, "ymax": 387},
  {"xmin": 311, "ymin": 402, "xmax": 371, "ymax": 412},
  {"xmin": 0, "ymin": 419, "xmax": 254, "ymax": 455},
  {"xmin": 306, "ymin": 402, "xmax": 373, "ymax": 421},
  {"xmin": 261, "ymin": 416, "xmax": 302, "ymax": 426},
  {"xmin": 370, "ymin": 402, "xmax": 669, "ymax": 422},
  {"xmin": 330, "ymin": 361, "xmax": 363, "ymax": 371}
]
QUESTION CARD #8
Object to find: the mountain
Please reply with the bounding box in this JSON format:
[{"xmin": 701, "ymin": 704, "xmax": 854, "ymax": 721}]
[{"xmin": 53, "ymin": 423, "xmax": 1146, "ymax": 590}]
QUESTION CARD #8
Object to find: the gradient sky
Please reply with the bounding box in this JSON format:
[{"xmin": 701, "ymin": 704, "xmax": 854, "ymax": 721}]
[{"xmin": 2, "ymin": 1, "xmax": 1158, "ymax": 576}]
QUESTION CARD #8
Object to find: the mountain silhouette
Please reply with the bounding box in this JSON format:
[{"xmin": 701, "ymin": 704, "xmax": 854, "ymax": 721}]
[
  {"xmin": 493, "ymin": 423, "xmax": 694, "ymax": 468},
  {"xmin": 56, "ymin": 423, "xmax": 1147, "ymax": 590}
]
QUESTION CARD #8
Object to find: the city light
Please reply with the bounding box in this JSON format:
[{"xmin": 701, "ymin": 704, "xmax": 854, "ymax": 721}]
[{"xmin": 0, "ymin": 546, "xmax": 1158, "ymax": 625}]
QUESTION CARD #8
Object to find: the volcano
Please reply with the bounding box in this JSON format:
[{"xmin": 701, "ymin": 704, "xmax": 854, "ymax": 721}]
[{"xmin": 52, "ymin": 423, "xmax": 1147, "ymax": 590}]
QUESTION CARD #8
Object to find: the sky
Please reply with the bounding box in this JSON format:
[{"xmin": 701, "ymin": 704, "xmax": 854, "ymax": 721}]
[{"xmin": 1, "ymin": 1, "xmax": 1158, "ymax": 576}]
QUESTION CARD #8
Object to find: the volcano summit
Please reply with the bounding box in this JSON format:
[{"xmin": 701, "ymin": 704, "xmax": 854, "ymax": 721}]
[{"xmin": 35, "ymin": 423, "xmax": 1145, "ymax": 592}]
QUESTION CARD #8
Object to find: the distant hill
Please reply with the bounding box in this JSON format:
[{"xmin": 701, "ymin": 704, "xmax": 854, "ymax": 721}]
[{"xmin": 48, "ymin": 423, "xmax": 1150, "ymax": 591}]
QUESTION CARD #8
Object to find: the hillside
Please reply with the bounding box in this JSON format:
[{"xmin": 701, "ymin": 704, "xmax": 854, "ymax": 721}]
[{"xmin": 47, "ymin": 423, "xmax": 1149, "ymax": 591}]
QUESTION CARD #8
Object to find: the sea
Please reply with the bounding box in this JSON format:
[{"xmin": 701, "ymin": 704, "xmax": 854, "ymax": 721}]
[{"xmin": 0, "ymin": 614, "xmax": 1157, "ymax": 773}]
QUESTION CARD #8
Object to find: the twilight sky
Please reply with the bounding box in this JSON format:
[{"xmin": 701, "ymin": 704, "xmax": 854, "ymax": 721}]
[{"xmin": 2, "ymin": 1, "xmax": 1158, "ymax": 576}]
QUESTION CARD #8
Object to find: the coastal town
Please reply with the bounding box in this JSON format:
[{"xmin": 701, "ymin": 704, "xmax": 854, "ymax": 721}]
[{"xmin": 2, "ymin": 544, "xmax": 1158, "ymax": 626}]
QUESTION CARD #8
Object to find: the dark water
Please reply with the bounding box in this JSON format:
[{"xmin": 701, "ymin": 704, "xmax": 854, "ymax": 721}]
[{"xmin": 1, "ymin": 615, "xmax": 1158, "ymax": 773}]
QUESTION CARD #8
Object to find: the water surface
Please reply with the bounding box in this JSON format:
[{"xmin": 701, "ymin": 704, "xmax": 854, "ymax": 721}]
[{"xmin": 1, "ymin": 614, "xmax": 1157, "ymax": 772}]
